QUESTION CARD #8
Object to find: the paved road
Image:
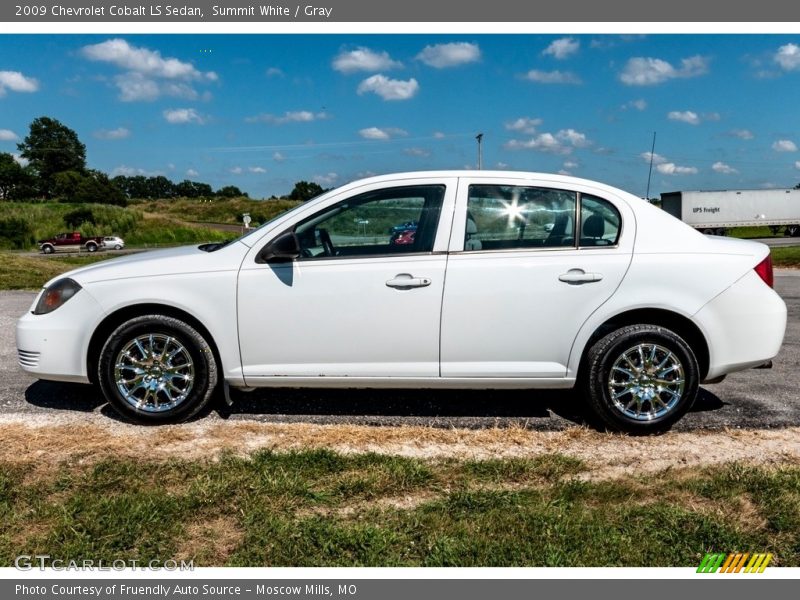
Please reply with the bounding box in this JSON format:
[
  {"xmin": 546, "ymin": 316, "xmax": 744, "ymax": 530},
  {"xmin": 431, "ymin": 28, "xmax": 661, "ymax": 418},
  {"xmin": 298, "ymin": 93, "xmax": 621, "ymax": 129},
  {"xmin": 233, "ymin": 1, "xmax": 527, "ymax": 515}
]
[
  {"xmin": 751, "ymin": 237, "xmax": 800, "ymax": 247},
  {"xmin": 2, "ymin": 273, "xmax": 798, "ymax": 431}
]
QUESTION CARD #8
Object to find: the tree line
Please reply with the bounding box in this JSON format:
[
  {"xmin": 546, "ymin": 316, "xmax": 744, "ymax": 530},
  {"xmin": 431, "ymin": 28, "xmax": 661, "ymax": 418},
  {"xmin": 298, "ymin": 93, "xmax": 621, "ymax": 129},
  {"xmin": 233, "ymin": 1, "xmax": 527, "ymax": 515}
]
[{"xmin": 0, "ymin": 116, "xmax": 327, "ymax": 205}]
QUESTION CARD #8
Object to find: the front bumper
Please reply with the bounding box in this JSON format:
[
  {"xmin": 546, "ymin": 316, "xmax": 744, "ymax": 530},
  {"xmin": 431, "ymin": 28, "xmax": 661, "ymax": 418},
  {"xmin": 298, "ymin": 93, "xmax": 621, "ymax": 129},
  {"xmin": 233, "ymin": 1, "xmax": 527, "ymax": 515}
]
[{"xmin": 15, "ymin": 288, "xmax": 105, "ymax": 384}]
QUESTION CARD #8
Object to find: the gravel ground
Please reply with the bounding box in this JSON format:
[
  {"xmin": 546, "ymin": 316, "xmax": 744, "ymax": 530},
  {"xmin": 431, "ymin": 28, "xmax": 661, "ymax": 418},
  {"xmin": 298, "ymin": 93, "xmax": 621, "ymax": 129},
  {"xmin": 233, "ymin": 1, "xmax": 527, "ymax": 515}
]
[{"xmin": 1, "ymin": 272, "xmax": 798, "ymax": 432}]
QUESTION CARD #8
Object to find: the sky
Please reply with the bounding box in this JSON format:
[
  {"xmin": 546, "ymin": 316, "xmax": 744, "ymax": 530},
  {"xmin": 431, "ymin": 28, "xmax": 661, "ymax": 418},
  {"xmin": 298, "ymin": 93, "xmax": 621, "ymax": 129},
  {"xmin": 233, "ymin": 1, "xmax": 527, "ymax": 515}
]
[{"xmin": 1, "ymin": 33, "xmax": 800, "ymax": 198}]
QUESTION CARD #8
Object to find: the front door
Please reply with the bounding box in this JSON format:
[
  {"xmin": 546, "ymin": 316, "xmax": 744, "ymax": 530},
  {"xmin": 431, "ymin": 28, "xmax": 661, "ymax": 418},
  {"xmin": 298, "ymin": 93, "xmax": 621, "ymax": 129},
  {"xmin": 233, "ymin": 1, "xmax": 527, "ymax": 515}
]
[{"xmin": 237, "ymin": 181, "xmax": 455, "ymax": 382}]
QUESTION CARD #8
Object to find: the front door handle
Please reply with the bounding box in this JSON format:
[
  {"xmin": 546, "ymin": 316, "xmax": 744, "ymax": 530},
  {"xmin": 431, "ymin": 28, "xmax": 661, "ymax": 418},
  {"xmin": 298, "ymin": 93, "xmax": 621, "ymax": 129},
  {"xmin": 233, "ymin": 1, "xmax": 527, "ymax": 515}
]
[
  {"xmin": 559, "ymin": 269, "xmax": 603, "ymax": 284},
  {"xmin": 386, "ymin": 273, "xmax": 432, "ymax": 289}
]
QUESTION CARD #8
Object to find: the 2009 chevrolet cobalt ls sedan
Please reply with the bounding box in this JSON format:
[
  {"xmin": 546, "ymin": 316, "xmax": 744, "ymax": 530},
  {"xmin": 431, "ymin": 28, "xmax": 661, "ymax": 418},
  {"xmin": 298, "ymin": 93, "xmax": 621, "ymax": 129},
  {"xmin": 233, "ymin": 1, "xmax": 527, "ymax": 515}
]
[{"xmin": 16, "ymin": 172, "xmax": 787, "ymax": 432}]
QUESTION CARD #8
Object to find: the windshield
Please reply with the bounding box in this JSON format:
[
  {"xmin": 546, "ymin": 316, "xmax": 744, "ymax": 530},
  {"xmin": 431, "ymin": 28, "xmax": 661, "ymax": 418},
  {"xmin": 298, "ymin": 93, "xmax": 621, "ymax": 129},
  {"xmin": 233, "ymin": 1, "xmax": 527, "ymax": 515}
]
[{"xmin": 230, "ymin": 190, "xmax": 334, "ymax": 247}]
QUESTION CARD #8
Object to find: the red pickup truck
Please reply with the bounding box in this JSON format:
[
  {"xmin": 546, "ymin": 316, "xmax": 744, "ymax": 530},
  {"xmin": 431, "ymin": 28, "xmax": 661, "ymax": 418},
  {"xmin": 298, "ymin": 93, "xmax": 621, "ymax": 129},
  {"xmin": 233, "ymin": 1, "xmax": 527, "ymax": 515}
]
[{"xmin": 39, "ymin": 232, "xmax": 105, "ymax": 254}]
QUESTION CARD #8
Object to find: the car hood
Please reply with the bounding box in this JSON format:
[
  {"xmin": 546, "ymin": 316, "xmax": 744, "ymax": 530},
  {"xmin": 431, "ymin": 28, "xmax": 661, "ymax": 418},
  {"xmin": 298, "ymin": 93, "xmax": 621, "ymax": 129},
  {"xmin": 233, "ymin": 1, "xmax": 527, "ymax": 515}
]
[{"xmin": 43, "ymin": 242, "xmax": 250, "ymax": 288}]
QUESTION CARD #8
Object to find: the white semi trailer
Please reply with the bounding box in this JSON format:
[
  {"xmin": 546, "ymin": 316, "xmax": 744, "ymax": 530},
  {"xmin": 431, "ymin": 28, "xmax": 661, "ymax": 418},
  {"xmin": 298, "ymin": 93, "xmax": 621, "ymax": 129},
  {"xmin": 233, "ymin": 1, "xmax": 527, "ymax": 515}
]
[{"xmin": 660, "ymin": 189, "xmax": 800, "ymax": 236}]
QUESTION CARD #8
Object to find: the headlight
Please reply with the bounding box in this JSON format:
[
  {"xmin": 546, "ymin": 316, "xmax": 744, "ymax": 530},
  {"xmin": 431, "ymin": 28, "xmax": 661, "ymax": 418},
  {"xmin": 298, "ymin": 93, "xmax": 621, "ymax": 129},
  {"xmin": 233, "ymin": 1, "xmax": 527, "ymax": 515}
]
[{"xmin": 33, "ymin": 278, "xmax": 82, "ymax": 315}]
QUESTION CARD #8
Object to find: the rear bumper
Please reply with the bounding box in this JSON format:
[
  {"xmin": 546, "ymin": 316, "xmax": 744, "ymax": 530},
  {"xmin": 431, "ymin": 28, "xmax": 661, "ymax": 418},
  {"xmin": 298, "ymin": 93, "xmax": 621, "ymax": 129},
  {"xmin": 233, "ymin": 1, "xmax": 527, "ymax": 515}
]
[
  {"xmin": 15, "ymin": 288, "xmax": 104, "ymax": 384},
  {"xmin": 694, "ymin": 270, "xmax": 787, "ymax": 380}
]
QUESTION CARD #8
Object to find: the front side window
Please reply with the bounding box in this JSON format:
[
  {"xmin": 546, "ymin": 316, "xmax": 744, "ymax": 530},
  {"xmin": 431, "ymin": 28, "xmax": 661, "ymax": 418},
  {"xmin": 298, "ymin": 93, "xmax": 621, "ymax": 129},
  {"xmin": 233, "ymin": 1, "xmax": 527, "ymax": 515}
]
[
  {"xmin": 294, "ymin": 185, "xmax": 445, "ymax": 259},
  {"xmin": 465, "ymin": 185, "xmax": 577, "ymax": 251}
]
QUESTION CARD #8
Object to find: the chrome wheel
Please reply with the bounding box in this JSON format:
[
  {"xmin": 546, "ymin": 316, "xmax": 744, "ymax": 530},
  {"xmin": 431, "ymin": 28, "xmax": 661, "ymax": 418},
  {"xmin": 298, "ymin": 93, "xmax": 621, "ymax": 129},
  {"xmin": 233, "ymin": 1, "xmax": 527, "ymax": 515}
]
[
  {"xmin": 607, "ymin": 343, "xmax": 685, "ymax": 421},
  {"xmin": 113, "ymin": 334, "xmax": 195, "ymax": 413}
]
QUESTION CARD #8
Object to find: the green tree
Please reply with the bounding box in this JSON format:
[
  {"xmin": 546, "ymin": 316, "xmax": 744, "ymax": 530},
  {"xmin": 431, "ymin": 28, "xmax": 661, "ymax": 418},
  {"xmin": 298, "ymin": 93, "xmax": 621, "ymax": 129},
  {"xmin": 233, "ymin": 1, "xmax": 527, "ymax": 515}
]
[
  {"xmin": 17, "ymin": 116, "xmax": 87, "ymax": 197},
  {"xmin": 289, "ymin": 180, "xmax": 325, "ymax": 202},
  {"xmin": 0, "ymin": 152, "xmax": 27, "ymax": 200},
  {"xmin": 216, "ymin": 185, "xmax": 247, "ymax": 198}
]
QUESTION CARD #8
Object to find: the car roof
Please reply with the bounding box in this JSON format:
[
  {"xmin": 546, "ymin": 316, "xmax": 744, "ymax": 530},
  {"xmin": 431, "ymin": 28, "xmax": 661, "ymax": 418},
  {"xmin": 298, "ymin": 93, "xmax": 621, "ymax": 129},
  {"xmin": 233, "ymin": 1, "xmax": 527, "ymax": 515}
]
[{"xmin": 335, "ymin": 170, "xmax": 640, "ymax": 201}]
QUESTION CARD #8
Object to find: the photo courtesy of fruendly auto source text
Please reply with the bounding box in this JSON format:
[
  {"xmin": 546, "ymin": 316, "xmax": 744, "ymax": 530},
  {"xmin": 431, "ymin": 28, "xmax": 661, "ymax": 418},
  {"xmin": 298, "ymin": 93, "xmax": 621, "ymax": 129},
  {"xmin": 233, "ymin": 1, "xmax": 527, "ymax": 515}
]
[{"xmin": 0, "ymin": 0, "xmax": 799, "ymax": 597}]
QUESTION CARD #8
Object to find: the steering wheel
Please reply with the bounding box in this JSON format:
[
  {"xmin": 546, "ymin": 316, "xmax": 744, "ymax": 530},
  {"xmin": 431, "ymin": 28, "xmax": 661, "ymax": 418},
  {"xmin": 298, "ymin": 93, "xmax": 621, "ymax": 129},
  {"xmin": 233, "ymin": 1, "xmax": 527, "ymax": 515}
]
[{"xmin": 319, "ymin": 228, "xmax": 336, "ymax": 257}]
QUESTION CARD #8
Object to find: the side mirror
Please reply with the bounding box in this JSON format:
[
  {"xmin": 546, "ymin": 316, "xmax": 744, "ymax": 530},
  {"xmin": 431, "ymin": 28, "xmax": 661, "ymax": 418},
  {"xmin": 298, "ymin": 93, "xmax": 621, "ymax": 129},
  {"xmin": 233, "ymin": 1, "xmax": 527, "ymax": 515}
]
[{"xmin": 257, "ymin": 231, "xmax": 301, "ymax": 263}]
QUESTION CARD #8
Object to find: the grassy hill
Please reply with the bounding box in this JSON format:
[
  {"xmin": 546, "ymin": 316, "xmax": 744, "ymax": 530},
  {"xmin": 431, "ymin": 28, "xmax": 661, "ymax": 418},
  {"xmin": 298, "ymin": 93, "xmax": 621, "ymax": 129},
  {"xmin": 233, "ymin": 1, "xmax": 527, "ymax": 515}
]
[{"xmin": 0, "ymin": 197, "xmax": 301, "ymax": 251}]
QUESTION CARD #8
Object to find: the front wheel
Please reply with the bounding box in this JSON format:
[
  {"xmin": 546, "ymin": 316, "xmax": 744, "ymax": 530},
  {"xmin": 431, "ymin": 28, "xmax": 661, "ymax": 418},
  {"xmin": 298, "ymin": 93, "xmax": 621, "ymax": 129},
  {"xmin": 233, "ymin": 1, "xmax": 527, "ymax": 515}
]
[
  {"xmin": 86, "ymin": 243, "xmax": 97, "ymax": 252},
  {"xmin": 581, "ymin": 324, "xmax": 699, "ymax": 434},
  {"xmin": 97, "ymin": 315, "xmax": 218, "ymax": 424}
]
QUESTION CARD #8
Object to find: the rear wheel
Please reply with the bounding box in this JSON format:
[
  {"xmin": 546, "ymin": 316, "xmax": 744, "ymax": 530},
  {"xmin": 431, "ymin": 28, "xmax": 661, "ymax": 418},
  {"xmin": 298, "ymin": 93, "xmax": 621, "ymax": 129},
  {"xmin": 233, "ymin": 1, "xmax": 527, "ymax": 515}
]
[
  {"xmin": 582, "ymin": 324, "xmax": 699, "ymax": 434},
  {"xmin": 86, "ymin": 242, "xmax": 97, "ymax": 252},
  {"xmin": 42, "ymin": 244, "xmax": 54, "ymax": 254},
  {"xmin": 97, "ymin": 315, "xmax": 218, "ymax": 424}
]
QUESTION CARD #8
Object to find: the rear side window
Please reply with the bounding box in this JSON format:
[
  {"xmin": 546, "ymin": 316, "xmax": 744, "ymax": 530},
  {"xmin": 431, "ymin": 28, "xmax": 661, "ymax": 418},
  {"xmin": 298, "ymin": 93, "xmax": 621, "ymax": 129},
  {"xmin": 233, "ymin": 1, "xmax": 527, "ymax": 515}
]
[
  {"xmin": 465, "ymin": 185, "xmax": 577, "ymax": 251},
  {"xmin": 580, "ymin": 194, "xmax": 621, "ymax": 246}
]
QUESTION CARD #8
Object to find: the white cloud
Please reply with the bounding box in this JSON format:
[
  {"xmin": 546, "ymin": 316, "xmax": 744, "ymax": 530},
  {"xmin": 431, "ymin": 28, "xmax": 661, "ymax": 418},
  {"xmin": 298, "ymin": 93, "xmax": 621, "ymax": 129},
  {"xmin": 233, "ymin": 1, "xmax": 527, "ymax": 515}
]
[
  {"xmin": 704, "ymin": 112, "xmax": 721, "ymax": 121},
  {"xmin": 557, "ymin": 128, "xmax": 590, "ymax": 148},
  {"xmin": 668, "ymin": 110, "xmax": 701, "ymax": 125},
  {"xmin": 772, "ymin": 139, "xmax": 798, "ymax": 152},
  {"xmin": 162, "ymin": 108, "xmax": 206, "ymax": 125},
  {"xmin": 656, "ymin": 162, "xmax": 698, "ymax": 175},
  {"xmin": 93, "ymin": 127, "xmax": 130, "ymax": 140},
  {"xmin": 248, "ymin": 166, "xmax": 266, "ymax": 173},
  {"xmin": 728, "ymin": 129, "xmax": 754, "ymax": 140},
  {"xmin": 0, "ymin": 129, "xmax": 19, "ymax": 141},
  {"xmin": 11, "ymin": 153, "xmax": 28, "ymax": 167},
  {"xmin": 505, "ymin": 128, "xmax": 591, "ymax": 155},
  {"xmin": 505, "ymin": 117, "xmax": 542, "ymax": 134},
  {"xmin": 186, "ymin": 168, "xmax": 199, "ymax": 177},
  {"xmin": 332, "ymin": 47, "xmax": 402, "ymax": 73},
  {"xmin": 640, "ymin": 151, "xmax": 668, "ymax": 164},
  {"xmin": 272, "ymin": 152, "xmax": 286, "ymax": 162},
  {"xmin": 358, "ymin": 126, "xmax": 408, "ymax": 140},
  {"xmin": 795, "ymin": 161, "xmax": 800, "ymax": 170},
  {"xmin": 229, "ymin": 166, "xmax": 243, "ymax": 175},
  {"xmin": 313, "ymin": 172, "xmax": 339, "ymax": 187},
  {"xmin": 245, "ymin": 110, "xmax": 329, "ymax": 125},
  {"xmin": 81, "ymin": 38, "xmax": 216, "ymax": 102},
  {"xmin": 416, "ymin": 42, "xmax": 481, "ymax": 68},
  {"xmin": 622, "ymin": 99, "xmax": 648, "ymax": 111},
  {"xmin": 0, "ymin": 70, "xmax": 39, "ymax": 97},
  {"xmin": 563, "ymin": 160, "xmax": 579, "ymax": 169},
  {"xmin": 404, "ymin": 147, "xmax": 430, "ymax": 157},
  {"xmin": 712, "ymin": 161, "xmax": 738, "ymax": 174},
  {"xmin": 265, "ymin": 67, "xmax": 284, "ymax": 78},
  {"xmin": 433, "ymin": 131, "xmax": 446, "ymax": 139},
  {"xmin": 357, "ymin": 74, "xmax": 419, "ymax": 100},
  {"xmin": 81, "ymin": 38, "xmax": 215, "ymax": 81},
  {"xmin": 619, "ymin": 55, "xmax": 709, "ymax": 86},
  {"xmin": 111, "ymin": 165, "xmax": 162, "ymax": 177},
  {"xmin": 522, "ymin": 70, "xmax": 582, "ymax": 84},
  {"xmin": 775, "ymin": 43, "xmax": 800, "ymax": 71},
  {"xmin": 543, "ymin": 37, "xmax": 580, "ymax": 60}
]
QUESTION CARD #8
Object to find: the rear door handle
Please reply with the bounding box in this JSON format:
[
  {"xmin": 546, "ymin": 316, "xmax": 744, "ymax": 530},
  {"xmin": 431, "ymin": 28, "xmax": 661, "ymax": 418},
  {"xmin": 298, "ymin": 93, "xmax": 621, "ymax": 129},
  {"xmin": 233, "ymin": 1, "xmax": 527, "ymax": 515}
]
[
  {"xmin": 559, "ymin": 269, "xmax": 603, "ymax": 284},
  {"xmin": 386, "ymin": 273, "xmax": 432, "ymax": 289}
]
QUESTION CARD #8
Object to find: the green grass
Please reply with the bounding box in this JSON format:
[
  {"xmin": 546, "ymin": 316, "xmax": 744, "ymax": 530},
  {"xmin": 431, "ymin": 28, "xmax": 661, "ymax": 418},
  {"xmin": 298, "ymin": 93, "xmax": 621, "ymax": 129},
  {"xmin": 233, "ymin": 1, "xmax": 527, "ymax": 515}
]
[
  {"xmin": 772, "ymin": 246, "xmax": 800, "ymax": 268},
  {"xmin": 0, "ymin": 199, "xmax": 282, "ymax": 251},
  {"xmin": 0, "ymin": 252, "xmax": 117, "ymax": 289},
  {"xmin": 1, "ymin": 450, "xmax": 798, "ymax": 567}
]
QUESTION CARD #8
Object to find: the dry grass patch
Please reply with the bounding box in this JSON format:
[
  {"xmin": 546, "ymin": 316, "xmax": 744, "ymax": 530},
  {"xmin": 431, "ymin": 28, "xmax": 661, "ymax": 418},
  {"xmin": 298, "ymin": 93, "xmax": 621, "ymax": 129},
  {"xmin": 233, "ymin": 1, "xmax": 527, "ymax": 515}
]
[{"xmin": 175, "ymin": 516, "xmax": 244, "ymax": 564}]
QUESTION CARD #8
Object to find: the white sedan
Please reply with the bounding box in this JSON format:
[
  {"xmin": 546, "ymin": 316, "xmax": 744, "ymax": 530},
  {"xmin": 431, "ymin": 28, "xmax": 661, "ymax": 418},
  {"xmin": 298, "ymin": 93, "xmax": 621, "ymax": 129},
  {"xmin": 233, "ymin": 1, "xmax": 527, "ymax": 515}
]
[{"xmin": 16, "ymin": 171, "xmax": 787, "ymax": 432}]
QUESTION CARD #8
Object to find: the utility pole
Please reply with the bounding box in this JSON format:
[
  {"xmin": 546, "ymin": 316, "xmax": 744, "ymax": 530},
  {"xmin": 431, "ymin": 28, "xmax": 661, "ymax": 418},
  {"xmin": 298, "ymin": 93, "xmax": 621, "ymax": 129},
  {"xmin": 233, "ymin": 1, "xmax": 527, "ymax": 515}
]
[
  {"xmin": 476, "ymin": 133, "xmax": 483, "ymax": 170},
  {"xmin": 645, "ymin": 131, "xmax": 656, "ymax": 201}
]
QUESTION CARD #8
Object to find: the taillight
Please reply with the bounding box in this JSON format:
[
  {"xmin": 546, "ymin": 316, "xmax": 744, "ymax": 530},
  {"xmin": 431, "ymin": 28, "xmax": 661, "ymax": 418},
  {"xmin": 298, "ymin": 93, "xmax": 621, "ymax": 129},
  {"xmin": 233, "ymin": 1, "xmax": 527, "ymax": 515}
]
[{"xmin": 754, "ymin": 254, "xmax": 774, "ymax": 288}]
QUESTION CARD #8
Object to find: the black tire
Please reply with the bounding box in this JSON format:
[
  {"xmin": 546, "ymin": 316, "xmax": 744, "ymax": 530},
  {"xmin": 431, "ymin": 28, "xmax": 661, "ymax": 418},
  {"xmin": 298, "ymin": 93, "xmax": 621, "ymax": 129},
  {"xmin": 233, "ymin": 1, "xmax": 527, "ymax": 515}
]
[
  {"xmin": 97, "ymin": 315, "xmax": 218, "ymax": 424},
  {"xmin": 581, "ymin": 324, "xmax": 699, "ymax": 434},
  {"xmin": 115, "ymin": 244, "xmax": 122, "ymax": 250},
  {"xmin": 86, "ymin": 243, "xmax": 97, "ymax": 252},
  {"xmin": 42, "ymin": 244, "xmax": 54, "ymax": 254}
]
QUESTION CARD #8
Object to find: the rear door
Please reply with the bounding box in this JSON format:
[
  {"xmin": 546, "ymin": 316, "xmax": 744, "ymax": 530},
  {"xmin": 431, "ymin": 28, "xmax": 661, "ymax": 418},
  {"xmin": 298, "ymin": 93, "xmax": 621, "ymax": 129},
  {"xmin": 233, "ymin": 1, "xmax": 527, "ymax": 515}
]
[{"xmin": 440, "ymin": 176, "xmax": 634, "ymax": 378}]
